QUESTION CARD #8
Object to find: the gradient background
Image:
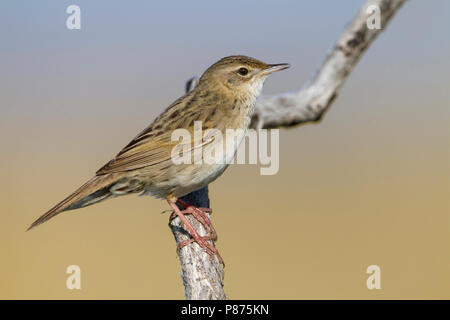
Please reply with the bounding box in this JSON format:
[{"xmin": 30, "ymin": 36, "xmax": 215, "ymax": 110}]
[{"xmin": 1, "ymin": 0, "xmax": 449, "ymax": 299}]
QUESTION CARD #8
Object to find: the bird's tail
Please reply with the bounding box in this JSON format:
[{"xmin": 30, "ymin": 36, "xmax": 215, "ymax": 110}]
[{"xmin": 27, "ymin": 174, "xmax": 124, "ymax": 231}]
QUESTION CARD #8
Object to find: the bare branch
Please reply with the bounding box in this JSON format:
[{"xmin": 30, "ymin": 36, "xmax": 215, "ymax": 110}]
[
  {"xmin": 170, "ymin": 210, "xmax": 226, "ymax": 300},
  {"xmin": 251, "ymin": 0, "xmax": 407, "ymax": 129}
]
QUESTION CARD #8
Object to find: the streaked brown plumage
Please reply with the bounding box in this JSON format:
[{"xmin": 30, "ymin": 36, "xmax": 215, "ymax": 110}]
[{"xmin": 27, "ymin": 56, "xmax": 289, "ymax": 242}]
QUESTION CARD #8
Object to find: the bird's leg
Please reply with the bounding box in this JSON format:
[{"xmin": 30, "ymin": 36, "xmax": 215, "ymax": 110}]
[
  {"xmin": 176, "ymin": 199, "xmax": 217, "ymax": 239},
  {"xmin": 169, "ymin": 204, "xmax": 210, "ymax": 232},
  {"xmin": 167, "ymin": 198, "xmax": 224, "ymax": 266},
  {"xmin": 175, "ymin": 199, "xmax": 224, "ymax": 266}
]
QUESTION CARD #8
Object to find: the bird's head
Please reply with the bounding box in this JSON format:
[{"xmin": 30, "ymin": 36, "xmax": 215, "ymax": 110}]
[{"xmin": 199, "ymin": 55, "xmax": 290, "ymax": 98}]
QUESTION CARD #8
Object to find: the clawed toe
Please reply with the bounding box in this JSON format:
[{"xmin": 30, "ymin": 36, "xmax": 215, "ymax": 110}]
[
  {"xmin": 178, "ymin": 236, "xmax": 224, "ymax": 266},
  {"xmin": 167, "ymin": 198, "xmax": 224, "ymax": 266}
]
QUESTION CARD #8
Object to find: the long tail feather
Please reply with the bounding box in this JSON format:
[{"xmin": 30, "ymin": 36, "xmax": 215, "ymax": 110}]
[{"xmin": 27, "ymin": 174, "xmax": 120, "ymax": 231}]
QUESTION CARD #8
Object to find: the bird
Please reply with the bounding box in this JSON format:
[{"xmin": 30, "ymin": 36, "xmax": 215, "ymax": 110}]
[{"xmin": 27, "ymin": 55, "xmax": 290, "ymax": 264}]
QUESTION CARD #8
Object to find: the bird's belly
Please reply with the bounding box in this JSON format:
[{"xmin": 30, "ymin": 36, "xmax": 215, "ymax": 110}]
[
  {"xmin": 143, "ymin": 128, "xmax": 247, "ymax": 199},
  {"xmin": 142, "ymin": 162, "xmax": 229, "ymax": 199},
  {"xmin": 177, "ymin": 162, "xmax": 229, "ymax": 196}
]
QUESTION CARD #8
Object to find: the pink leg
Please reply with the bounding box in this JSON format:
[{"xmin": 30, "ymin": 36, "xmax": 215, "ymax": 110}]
[
  {"xmin": 176, "ymin": 199, "xmax": 218, "ymax": 240},
  {"xmin": 167, "ymin": 200, "xmax": 224, "ymax": 266}
]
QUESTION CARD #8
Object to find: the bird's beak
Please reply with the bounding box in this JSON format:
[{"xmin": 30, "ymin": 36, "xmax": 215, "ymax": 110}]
[{"xmin": 262, "ymin": 63, "xmax": 290, "ymax": 74}]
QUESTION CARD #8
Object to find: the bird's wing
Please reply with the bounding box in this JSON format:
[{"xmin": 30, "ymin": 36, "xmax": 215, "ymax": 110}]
[
  {"xmin": 96, "ymin": 134, "xmax": 174, "ymax": 175},
  {"xmin": 96, "ymin": 131, "xmax": 213, "ymax": 175},
  {"xmin": 96, "ymin": 94, "xmax": 215, "ymax": 175}
]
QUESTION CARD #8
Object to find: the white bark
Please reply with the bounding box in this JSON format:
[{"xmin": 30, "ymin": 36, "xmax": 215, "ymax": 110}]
[
  {"xmin": 170, "ymin": 211, "xmax": 226, "ymax": 300},
  {"xmin": 170, "ymin": 0, "xmax": 407, "ymax": 300},
  {"xmin": 251, "ymin": 0, "xmax": 407, "ymax": 129}
]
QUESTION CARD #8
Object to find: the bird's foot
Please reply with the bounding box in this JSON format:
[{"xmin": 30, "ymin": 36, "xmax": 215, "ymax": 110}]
[
  {"xmin": 167, "ymin": 199, "xmax": 224, "ymax": 266},
  {"xmin": 173, "ymin": 199, "xmax": 215, "ymax": 234},
  {"xmin": 178, "ymin": 236, "xmax": 224, "ymax": 267}
]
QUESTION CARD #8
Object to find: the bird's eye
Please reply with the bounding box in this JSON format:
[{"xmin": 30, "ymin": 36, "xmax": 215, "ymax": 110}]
[{"xmin": 237, "ymin": 67, "xmax": 249, "ymax": 76}]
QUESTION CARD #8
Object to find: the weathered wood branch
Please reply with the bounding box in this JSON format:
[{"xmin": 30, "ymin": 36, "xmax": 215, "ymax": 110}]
[
  {"xmin": 251, "ymin": 0, "xmax": 407, "ymax": 129},
  {"xmin": 169, "ymin": 0, "xmax": 407, "ymax": 300}
]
